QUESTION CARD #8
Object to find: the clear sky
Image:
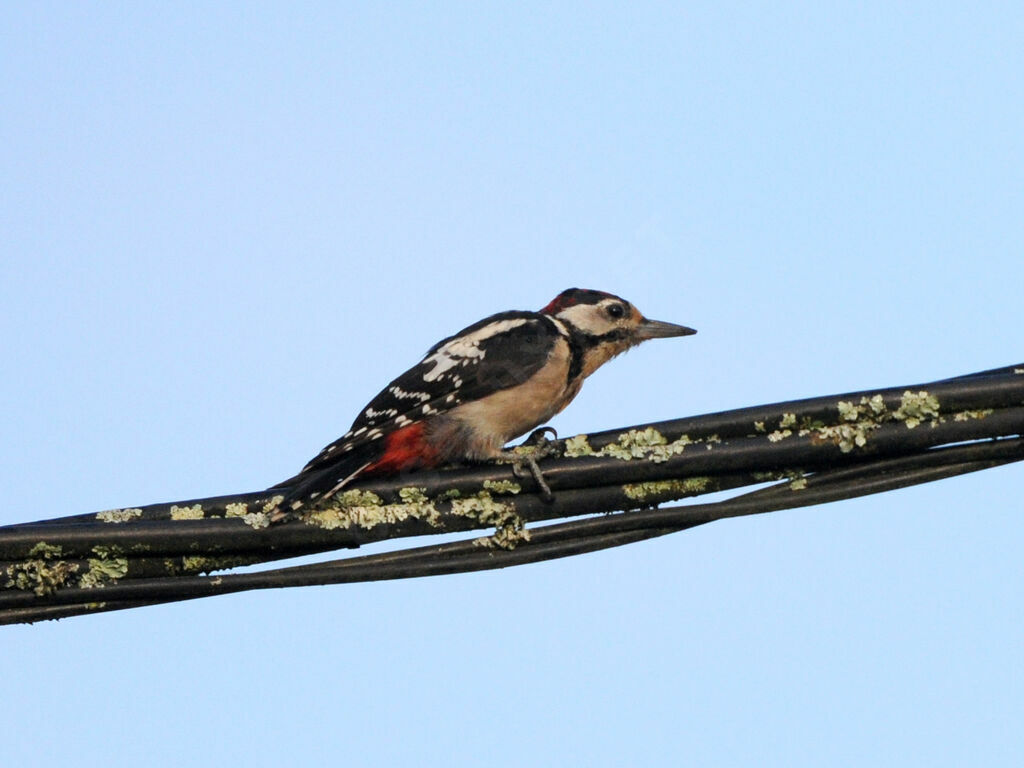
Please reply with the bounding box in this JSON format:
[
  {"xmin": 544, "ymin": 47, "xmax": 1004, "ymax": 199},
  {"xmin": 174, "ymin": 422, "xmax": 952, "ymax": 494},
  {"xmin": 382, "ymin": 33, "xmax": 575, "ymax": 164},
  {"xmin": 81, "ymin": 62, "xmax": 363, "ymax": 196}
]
[{"xmin": 3, "ymin": 3, "xmax": 1022, "ymax": 766}]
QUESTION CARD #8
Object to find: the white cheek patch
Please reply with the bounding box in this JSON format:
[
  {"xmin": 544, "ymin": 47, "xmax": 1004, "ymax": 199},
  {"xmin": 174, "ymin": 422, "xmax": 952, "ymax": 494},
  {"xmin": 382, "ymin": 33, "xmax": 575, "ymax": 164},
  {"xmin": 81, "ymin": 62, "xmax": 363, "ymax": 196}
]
[
  {"xmin": 555, "ymin": 302, "xmax": 617, "ymax": 335},
  {"xmin": 421, "ymin": 318, "xmax": 529, "ymax": 383}
]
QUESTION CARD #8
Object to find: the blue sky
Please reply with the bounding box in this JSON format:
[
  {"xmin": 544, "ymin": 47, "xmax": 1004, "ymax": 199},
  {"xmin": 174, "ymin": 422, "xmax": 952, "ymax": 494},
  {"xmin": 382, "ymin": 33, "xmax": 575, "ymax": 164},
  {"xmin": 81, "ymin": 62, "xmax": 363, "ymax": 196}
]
[{"xmin": 3, "ymin": 3, "xmax": 1022, "ymax": 766}]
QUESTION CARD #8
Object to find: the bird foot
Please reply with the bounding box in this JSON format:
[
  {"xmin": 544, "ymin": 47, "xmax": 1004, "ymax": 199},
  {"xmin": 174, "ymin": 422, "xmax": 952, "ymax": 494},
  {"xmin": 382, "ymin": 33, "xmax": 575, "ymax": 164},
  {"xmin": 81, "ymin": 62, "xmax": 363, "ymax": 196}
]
[{"xmin": 500, "ymin": 426, "xmax": 559, "ymax": 502}]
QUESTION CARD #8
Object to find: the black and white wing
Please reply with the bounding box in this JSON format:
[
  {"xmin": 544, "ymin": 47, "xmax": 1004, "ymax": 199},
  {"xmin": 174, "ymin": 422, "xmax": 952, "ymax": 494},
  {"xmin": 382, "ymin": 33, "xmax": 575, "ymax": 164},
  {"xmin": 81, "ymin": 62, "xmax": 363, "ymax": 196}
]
[{"xmin": 289, "ymin": 310, "xmax": 563, "ymax": 478}]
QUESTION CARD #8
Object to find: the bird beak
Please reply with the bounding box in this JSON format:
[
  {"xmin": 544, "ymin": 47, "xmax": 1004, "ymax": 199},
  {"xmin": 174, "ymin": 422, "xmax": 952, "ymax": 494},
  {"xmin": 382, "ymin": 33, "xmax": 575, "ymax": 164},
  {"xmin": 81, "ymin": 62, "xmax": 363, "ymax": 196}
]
[{"xmin": 635, "ymin": 318, "xmax": 697, "ymax": 340}]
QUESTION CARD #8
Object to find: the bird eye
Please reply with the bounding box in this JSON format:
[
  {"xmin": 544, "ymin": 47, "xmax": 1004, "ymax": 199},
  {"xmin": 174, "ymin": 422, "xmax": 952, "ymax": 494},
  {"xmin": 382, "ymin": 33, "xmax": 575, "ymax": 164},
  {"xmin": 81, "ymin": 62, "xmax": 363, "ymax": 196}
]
[{"xmin": 606, "ymin": 303, "xmax": 625, "ymax": 319}]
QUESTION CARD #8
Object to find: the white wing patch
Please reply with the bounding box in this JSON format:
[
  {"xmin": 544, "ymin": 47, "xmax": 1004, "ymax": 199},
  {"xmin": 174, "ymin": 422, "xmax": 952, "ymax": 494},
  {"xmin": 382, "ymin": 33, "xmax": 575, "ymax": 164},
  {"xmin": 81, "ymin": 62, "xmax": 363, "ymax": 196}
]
[
  {"xmin": 365, "ymin": 407, "xmax": 399, "ymax": 420},
  {"xmin": 389, "ymin": 385, "xmax": 431, "ymax": 402},
  {"xmin": 421, "ymin": 318, "xmax": 529, "ymax": 383}
]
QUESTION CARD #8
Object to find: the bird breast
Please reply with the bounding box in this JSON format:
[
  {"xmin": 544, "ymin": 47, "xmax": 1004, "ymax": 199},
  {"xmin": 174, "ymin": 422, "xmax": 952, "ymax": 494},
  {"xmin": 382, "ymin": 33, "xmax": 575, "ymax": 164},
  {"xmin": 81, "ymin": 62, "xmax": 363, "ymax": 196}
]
[{"xmin": 430, "ymin": 336, "xmax": 577, "ymax": 460}]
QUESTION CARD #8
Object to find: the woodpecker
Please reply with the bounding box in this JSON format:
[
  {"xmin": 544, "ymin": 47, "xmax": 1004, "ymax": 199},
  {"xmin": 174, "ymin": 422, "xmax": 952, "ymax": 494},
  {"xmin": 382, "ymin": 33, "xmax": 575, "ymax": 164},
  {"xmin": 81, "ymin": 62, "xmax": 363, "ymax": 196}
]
[{"xmin": 271, "ymin": 288, "xmax": 695, "ymax": 513}]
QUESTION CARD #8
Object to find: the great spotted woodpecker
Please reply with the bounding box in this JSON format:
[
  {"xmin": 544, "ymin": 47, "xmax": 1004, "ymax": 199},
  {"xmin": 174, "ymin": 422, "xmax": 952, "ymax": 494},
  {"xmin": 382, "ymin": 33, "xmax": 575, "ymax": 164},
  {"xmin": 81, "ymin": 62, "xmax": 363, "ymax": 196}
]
[{"xmin": 271, "ymin": 288, "xmax": 695, "ymax": 513}]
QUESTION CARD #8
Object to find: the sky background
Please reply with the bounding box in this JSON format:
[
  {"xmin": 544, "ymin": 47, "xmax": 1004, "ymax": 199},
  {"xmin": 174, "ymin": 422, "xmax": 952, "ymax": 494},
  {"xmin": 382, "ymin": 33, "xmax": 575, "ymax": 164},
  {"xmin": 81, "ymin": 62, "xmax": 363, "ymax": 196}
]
[{"xmin": 3, "ymin": 3, "xmax": 1022, "ymax": 766}]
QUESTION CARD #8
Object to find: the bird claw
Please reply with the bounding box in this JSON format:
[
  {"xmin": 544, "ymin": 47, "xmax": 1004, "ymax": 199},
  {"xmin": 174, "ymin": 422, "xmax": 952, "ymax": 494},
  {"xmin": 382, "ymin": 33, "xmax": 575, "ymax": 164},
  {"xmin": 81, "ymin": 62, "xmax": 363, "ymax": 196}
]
[
  {"xmin": 509, "ymin": 454, "xmax": 554, "ymax": 502},
  {"xmin": 523, "ymin": 426, "xmax": 558, "ymax": 449},
  {"xmin": 501, "ymin": 425, "xmax": 558, "ymax": 502}
]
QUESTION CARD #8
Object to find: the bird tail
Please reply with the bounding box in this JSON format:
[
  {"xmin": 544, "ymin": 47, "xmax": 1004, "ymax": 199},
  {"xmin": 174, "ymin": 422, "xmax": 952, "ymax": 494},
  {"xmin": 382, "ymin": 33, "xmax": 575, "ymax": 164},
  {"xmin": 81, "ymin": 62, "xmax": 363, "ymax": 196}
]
[
  {"xmin": 267, "ymin": 444, "xmax": 379, "ymax": 520},
  {"xmin": 268, "ymin": 422, "xmax": 438, "ymax": 521}
]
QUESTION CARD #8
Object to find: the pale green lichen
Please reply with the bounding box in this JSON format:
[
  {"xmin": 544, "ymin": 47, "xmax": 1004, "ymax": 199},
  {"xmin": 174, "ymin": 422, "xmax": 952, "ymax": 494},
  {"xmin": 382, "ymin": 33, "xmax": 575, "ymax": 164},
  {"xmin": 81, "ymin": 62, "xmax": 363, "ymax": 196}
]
[
  {"xmin": 79, "ymin": 555, "xmax": 129, "ymax": 589},
  {"xmin": 812, "ymin": 423, "xmax": 874, "ymax": 452},
  {"xmin": 803, "ymin": 390, "xmax": 942, "ymax": 452},
  {"xmin": 29, "ymin": 542, "xmax": 64, "ymax": 559},
  {"xmin": 164, "ymin": 555, "xmax": 254, "ymax": 576},
  {"xmin": 224, "ymin": 502, "xmax": 249, "ymax": 518},
  {"xmin": 229, "ymin": 496, "xmax": 279, "ymax": 530},
  {"xmin": 866, "ymin": 394, "xmax": 888, "ymax": 415},
  {"xmin": 564, "ymin": 428, "xmax": 706, "ymax": 462},
  {"xmin": 837, "ymin": 394, "xmax": 887, "ymax": 423},
  {"xmin": 307, "ymin": 487, "xmax": 523, "ymax": 546},
  {"xmin": 398, "ymin": 487, "xmax": 430, "ymax": 504},
  {"xmin": 780, "ymin": 412, "xmax": 797, "ymax": 428},
  {"xmin": 302, "ymin": 487, "xmax": 443, "ymax": 531},
  {"xmin": 170, "ymin": 503, "xmax": 204, "ymax": 520},
  {"xmin": 181, "ymin": 555, "xmax": 255, "ymax": 574},
  {"xmin": 753, "ymin": 421, "xmax": 766, "ymax": 433},
  {"xmin": 452, "ymin": 491, "xmax": 529, "ymax": 549},
  {"xmin": 449, "ymin": 492, "xmax": 514, "ymax": 526},
  {"xmin": 602, "ymin": 427, "xmax": 669, "ymax": 459},
  {"xmin": 654, "ymin": 435, "xmax": 696, "ymax": 460},
  {"xmin": 837, "ymin": 400, "xmax": 859, "ymax": 421},
  {"xmin": 622, "ymin": 477, "xmax": 711, "ymax": 502},
  {"xmin": 768, "ymin": 429, "xmax": 792, "ymax": 442},
  {"xmin": 484, "ymin": 519, "xmax": 531, "ymax": 550},
  {"xmin": 226, "ymin": 499, "xmax": 271, "ymax": 529},
  {"xmin": 78, "ymin": 545, "xmax": 128, "ymax": 588},
  {"xmin": 5, "ymin": 543, "xmax": 78, "ymax": 596},
  {"xmin": 312, "ymin": 486, "xmax": 528, "ymax": 543},
  {"xmin": 96, "ymin": 507, "xmax": 143, "ymax": 523},
  {"xmin": 306, "ymin": 508, "xmax": 350, "ymax": 530},
  {"xmin": 789, "ymin": 477, "xmax": 808, "ymax": 491},
  {"xmin": 593, "ymin": 428, "xmax": 696, "ymax": 463},
  {"xmin": 563, "ymin": 434, "xmax": 595, "ymax": 457},
  {"xmin": 892, "ymin": 390, "xmax": 941, "ymax": 429},
  {"xmin": 91, "ymin": 545, "xmax": 123, "ymax": 559},
  {"xmin": 953, "ymin": 409, "xmax": 994, "ymax": 421},
  {"xmin": 11, "ymin": 562, "xmax": 78, "ymax": 595},
  {"xmin": 681, "ymin": 476, "xmax": 713, "ymax": 493},
  {"xmin": 308, "ymin": 487, "xmax": 441, "ymax": 531},
  {"xmin": 336, "ymin": 489, "xmax": 383, "ymax": 507},
  {"xmin": 243, "ymin": 512, "xmax": 270, "ymax": 530},
  {"xmin": 482, "ymin": 479, "xmax": 522, "ymax": 495},
  {"xmin": 239, "ymin": 514, "xmax": 268, "ymax": 532}
]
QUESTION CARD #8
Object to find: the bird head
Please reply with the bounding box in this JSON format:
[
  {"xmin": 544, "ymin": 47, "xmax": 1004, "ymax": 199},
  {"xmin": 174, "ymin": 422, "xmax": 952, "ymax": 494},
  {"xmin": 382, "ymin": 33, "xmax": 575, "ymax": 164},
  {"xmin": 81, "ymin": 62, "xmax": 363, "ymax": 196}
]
[{"xmin": 541, "ymin": 288, "xmax": 696, "ymax": 378}]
